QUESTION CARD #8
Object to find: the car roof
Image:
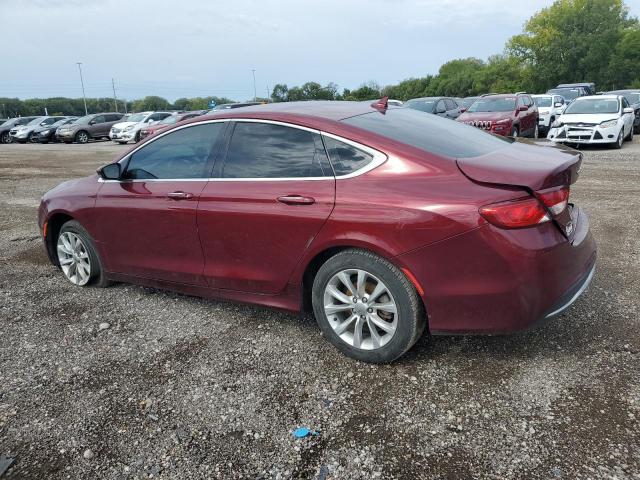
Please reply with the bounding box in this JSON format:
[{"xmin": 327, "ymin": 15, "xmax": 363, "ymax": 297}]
[
  {"xmin": 479, "ymin": 94, "xmax": 518, "ymax": 99},
  {"xmin": 204, "ymin": 101, "xmax": 381, "ymax": 122}
]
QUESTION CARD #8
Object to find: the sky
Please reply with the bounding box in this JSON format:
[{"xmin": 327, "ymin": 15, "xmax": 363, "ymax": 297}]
[{"xmin": 2, "ymin": 0, "xmax": 640, "ymax": 102}]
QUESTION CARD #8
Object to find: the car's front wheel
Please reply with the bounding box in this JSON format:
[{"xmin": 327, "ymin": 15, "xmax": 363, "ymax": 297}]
[
  {"xmin": 56, "ymin": 220, "xmax": 110, "ymax": 287},
  {"xmin": 613, "ymin": 130, "xmax": 624, "ymax": 149},
  {"xmin": 75, "ymin": 131, "xmax": 89, "ymax": 144},
  {"xmin": 312, "ymin": 249, "xmax": 426, "ymax": 363},
  {"xmin": 0, "ymin": 132, "xmax": 11, "ymax": 144},
  {"xmin": 533, "ymin": 123, "xmax": 539, "ymax": 139}
]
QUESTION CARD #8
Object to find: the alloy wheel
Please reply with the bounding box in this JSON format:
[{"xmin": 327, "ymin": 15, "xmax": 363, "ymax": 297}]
[
  {"xmin": 534, "ymin": 123, "xmax": 539, "ymax": 139},
  {"xmin": 323, "ymin": 269, "xmax": 398, "ymax": 350},
  {"xmin": 77, "ymin": 132, "xmax": 88, "ymax": 143},
  {"xmin": 57, "ymin": 232, "xmax": 92, "ymax": 285},
  {"xmin": 1, "ymin": 132, "xmax": 11, "ymax": 144}
]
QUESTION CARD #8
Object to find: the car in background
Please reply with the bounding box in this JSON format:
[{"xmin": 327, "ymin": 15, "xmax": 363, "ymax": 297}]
[
  {"xmin": 210, "ymin": 102, "xmax": 263, "ymax": 112},
  {"xmin": 547, "ymin": 95, "xmax": 635, "ymax": 149},
  {"xmin": 57, "ymin": 113, "xmax": 125, "ymax": 144},
  {"xmin": 532, "ymin": 94, "xmax": 567, "ymax": 134},
  {"xmin": 9, "ymin": 116, "xmax": 67, "ymax": 143},
  {"xmin": 0, "ymin": 116, "xmax": 38, "ymax": 143},
  {"xmin": 457, "ymin": 93, "xmax": 539, "ymax": 137},
  {"xmin": 387, "ymin": 99, "xmax": 404, "ymax": 107},
  {"xmin": 139, "ymin": 111, "xmax": 205, "ymax": 140},
  {"xmin": 110, "ymin": 111, "xmax": 172, "ymax": 144},
  {"xmin": 38, "ymin": 100, "xmax": 596, "ymax": 363},
  {"xmin": 460, "ymin": 96, "xmax": 479, "ymax": 111},
  {"xmin": 557, "ymin": 83, "xmax": 596, "ymax": 95},
  {"xmin": 34, "ymin": 117, "xmax": 77, "ymax": 143},
  {"xmin": 606, "ymin": 90, "xmax": 640, "ymax": 133},
  {"xmin": 405, "ymin": 97, "xmax": 461, "ymax": 119},
  {"xmin": 547, "ymin": 87, "xmax": 589, "ymax": 105}
]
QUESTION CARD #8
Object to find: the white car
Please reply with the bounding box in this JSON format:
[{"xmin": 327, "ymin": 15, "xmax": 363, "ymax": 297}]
[
  {"xmin": 547, "ymin": 95, "xmax": 635, "ymax": 149},
  {"xmin": 532, "ymin": 94, "xmax": 566, "ymax": 133},
  {"xmin": 110, "ymin": 111, "xmax": 172, "ymax": 144}
]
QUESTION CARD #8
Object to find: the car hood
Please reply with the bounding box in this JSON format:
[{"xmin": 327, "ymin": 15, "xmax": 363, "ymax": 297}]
[
  {"xmin": 457, "ymin": 111, "xmax": 512, "ymax": 122},
  {"xmin": 112, "ymin": 121, "xmax": 146, "ymax": 130},
  {"xmin": 43, "ymin": 175, "xmax": 98, "ymax": 199},
  {"xmin": 559, "ymin": 113, "xmax": 618, "ymax": 124}
]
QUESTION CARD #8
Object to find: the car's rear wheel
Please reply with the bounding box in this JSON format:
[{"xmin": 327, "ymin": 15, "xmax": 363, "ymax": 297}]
[
  {"xmin": 1, "ymin": 132, "xmax": 11, "ymax": 144},
  {"xmin": 56, "ymin": 220, "xmax": 110, "ymax": 287},
  {"xmin": 533, "ymin": 123, "xmax": 539, "ymax": 139},
  {"xmin": 29, "ymin": 133, "xmax": 38, "ymax": 143},
  {"xmin": 75, "ymin": 131, "xmax": 89, "ymax": 144},
  {"xmin": 312, "ymin": 249, "xmax": 426, "ymax": 363}
]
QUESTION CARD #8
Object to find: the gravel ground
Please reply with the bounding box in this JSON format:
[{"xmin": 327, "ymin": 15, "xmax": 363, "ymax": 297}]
[{"xmin": 0, "ymin": 139, "xmax": 638, "ymax": 480}]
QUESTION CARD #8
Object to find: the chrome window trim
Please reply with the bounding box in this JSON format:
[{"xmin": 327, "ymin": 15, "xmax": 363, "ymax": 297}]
[{"xmin": 100, "ymin": 118, "xmax": 387, "ymax": 183}]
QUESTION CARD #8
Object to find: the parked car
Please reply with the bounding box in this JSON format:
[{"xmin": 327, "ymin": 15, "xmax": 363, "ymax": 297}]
[
  {"xmin": 457, "ymin": 93, "xmax": 539, "ymax": 137},
  {"xmin": 547, "ymin": 87, "xmax": 589, "ymax": 105},
  {"xmin": 405, "ymin": 97, "xmax": 461, "ymax": 119},
  {"xmin": 110, "ymin": 111, "xmax": 172, "ymax": 144},
  {"xmin": 139, "ymin": 111, "xmax": 205, "ymax": 141},
  {"xmin": 0, "ymin": 116, "xmax": 38, "ymax": 143},
  {"xmin": 532, "ymin": 94, "xmax": 567, "ymax": 134},
  {"xmin": 57, "ymin": 113, "xmax": 125, "ymax": 144},
  {"xmin": 10, "ymin": 116, "xmax": 68, "ymax": 143},
  {"xmin": 38, "ymin": 100, "xmax": 595, "ymax": 363},
  {"xmin": 387, "ymin": 99, "xmax": 404, "ymax": 107},
  {"xmin": 556, "ymin": 82, "xmax": 596, "ymax": 95},
  {"xmin": 210, "ymin": 102, "xmax": 263, "ymax": 111},
  {"xmin": 460, "ymin": 96, "xmax": 479, "ymax": 111},
  {"xmin": 34, "ymin": 117, "xmax": 77, "ymax": 143},
  {"xmin": 547, "ymin": 94, "xmax": 635, "ymax": 149},
  {"xmin": 605, "ymin": 90, "xmax": 640, "ymax": 133}
]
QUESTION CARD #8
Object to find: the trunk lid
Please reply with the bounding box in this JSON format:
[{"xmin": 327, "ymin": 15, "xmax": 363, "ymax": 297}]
[{"xmin": 457, "ymin": 139, "xmax": 582, "ymax": 240}]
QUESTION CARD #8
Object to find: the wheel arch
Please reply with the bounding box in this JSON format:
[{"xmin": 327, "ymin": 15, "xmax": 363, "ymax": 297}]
[{"xmin": 44, "ymin": 211, "xmax": 75, "ymax": 266}]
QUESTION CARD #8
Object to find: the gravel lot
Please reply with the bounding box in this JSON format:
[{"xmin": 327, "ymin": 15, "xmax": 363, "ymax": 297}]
[{"xmin": 0, "ymin": 139, "xmax": 639, "ymax": 480}]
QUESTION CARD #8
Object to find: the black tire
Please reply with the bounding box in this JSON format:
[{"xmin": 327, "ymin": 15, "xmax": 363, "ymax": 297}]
[
  {"xmin": 0, "ymin": 131, "xmax": 10, "ymax": 144},
  {"xmin": 613, "ymin": 130, "xmax": 623, "ymax": 149},
  {"xmin": 311, "ymin": 249, "xmax": 426, "ymax": 363},
  {"xmin": 75, "ymin": 130, "xmax": 89, "ymax": 144},
  {"xmin": 134, "ymin": 131, "xmax": 141, "ymax": 143},
  {"xmin": 625, "ymin": 125, "xmax": 633, "ymax": 141},
  {"xmin": 533, "ymin": 122, "xmax": 539, "ymax": 139},
  {"xmin": 29, "ymin": 133, "xmax": 38, "ymax": 143},
  {"xmin": 57, "ymin": 220, "xmax": 111, "ymax": 288}
]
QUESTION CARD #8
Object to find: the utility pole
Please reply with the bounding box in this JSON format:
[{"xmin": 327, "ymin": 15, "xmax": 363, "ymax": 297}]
[
  {"xmin": 252, "ymin": 69, "xmax": 257, "ymax": 101},
  {"xmin": 76, "ymin": 62, "xmax": 88, "ymax": 115},
  {"xmin": 111, "ymin": 78, "xmax": 119, "ymax": 112},
  {"xmin": 266, "ymin": 83, "xmax": 271, "ymax": 102}
]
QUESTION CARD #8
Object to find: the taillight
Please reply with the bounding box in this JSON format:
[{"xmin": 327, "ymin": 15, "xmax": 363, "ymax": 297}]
[
  {"xmin": 479, "ymin": 186, "xmax": 569, "ymax": 229},
  {"xmin": 536, "ymin": 186, "xmax": 569, "ymax": 215}
]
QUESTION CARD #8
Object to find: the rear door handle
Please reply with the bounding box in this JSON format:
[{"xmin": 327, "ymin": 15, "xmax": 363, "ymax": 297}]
[
  {"xmin": 277, "ymin": 195, "xmax": 315, "ymax": 205},
  {"xmin": 167, "ymin": 191, "xmax": 194, "ymax": 200}
]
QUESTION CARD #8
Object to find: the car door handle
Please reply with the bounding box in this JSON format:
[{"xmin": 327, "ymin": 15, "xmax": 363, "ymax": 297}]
[
  {"xmin": 277, "ymin": 195, "xmax": 315, "ymax": 205},
  {"xmin": 167, "ymin": 191, "xmax": 194, "ymax": 200}
]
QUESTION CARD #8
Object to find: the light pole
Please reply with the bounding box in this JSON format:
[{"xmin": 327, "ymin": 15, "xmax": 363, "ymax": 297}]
[
  {"xmin": 76, "ymin": 62, "xmax": 88, "ymax": 115},
  {"xmin": 252, "ymin": 69, "xmax": 257, "ymax": 101}
]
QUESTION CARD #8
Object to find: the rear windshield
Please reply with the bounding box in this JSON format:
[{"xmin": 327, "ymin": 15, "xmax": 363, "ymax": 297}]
[
  {"xmin": 127, "ymin": 113, "xmax": 147, "ymax": 123},
  {"xmin": 467, "ymin": 98, "xmax": 515, "ymax": 112},
  {"xmin": 565, "ymin": 98, "xmax": 619, "ymax": 114},
  {"xmin": 533, "ymin": 97, "xmax": 552, "ymax": 107},
  {"xmin": 160, "ymin": 115, "xmax": 178, "ymax": 125},
  {"xmin": 343, "ymin": 108, "xmax": 512, "ymax": 159},
  {"xmin": 548, "ymin": 88, "xmax": 581, "ymax": 101},
  {"xmin": 405, "ymin": 99, "xmax": 435, "ymax": 113}
]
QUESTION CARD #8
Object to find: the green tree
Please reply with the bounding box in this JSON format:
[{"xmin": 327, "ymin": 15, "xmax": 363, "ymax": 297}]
[
  {"xmin": 428, "ymin": 58, "xmax": 486, "ymax": 96},
  {"xmin": 342, "ymin": 82, "xmax": 381, "ymax": 101},
  {"xmin": 608, "ymin": 26, "xmax": 640, "ymax": 88},
  {"xmin": 508, "ymin": 0, "xmax": 637, "ymax": 92},
  {"xmin": 131, "ymin": 96, "xmax": 171, "ymax": 112},
  {"xmin": 271, "ymin": 84, "xmax": 289, "ymax": 102}
]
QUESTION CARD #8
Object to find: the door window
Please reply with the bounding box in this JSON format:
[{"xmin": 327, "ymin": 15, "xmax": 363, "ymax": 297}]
[
  {"xmin": 435, "ymin": 100, "xmax": 446, "ymax": 113},
  {"xmin": 222, "ymin": 122, "xmax": 332, "ymax": 178},
  {"xmin": 123, "ymin": 123, "xmax": 223, "ymax": 179},
  {"xmin": 92, "ymin": 115, "xmax": 106, "ymax": 124},
  {"xmin": 445, "ymin": 99, "xmax": 456, "ymax": 111},
  {"xmin": 323, "ymin": 137, "xmax": 374, "ymax": 176}
]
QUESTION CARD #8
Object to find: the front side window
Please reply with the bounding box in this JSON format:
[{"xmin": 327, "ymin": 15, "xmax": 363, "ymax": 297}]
[
  {"xmin": 445, "ymin": 99, "xmax": 457, "ymax": 110},
  {"xmin": 323, "ymin": 137, "xmax": 373, "ymax": 176},
  {"xmin": 222, "ymin": 122, "xmax": 332, "ymax": 178},
  {"xmin": 533, "ymin": 97, "xmax": 552, "ymax": 107},
  {"xmin": 92, "ymin": 116, "xmax": 106, "ymax": 124},
  {"xmin": 123, "ymin": 123, "xmax": 223, "ymax": 179}
]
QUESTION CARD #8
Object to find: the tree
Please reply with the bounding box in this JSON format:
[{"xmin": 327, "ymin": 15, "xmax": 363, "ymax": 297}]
[
  {"xmin": 381, "ymin": 77, "xmax": 434, "ymax": 101},
  {"xmin": 131, "ymin": 96, "xmax": 171, "ymax": 112},
  {"xmin": 271, "ymin": 84, "xmax": 289, "ymax": 102},
  {"xmin": 608, "ymin": 26, "xmax": 640, "ymax": 88},
  {"xmin": 342, "ymin": 82, "xmax": 381, "ymax": 101},
  {"xmin": 428, "ymin": 58, "xmax": 486, "ymax": 97},
  {"xmin": 508, "ymin": 0, "xmax": 637, "ymax": 92}
]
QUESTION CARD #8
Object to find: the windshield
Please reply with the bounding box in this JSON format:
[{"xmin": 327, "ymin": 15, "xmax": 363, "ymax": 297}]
[
  {"xmin": 533, "ymin": 97, "xmax": 552, "ymax": 107},
  {"xmin": 0, "ymin": 119, "xmax": 14, "ymax": 127},
  {"xmin": 27, "ymin": 117, "xmax": 46, "ymax": 126},
  {"xmin": 467, "ymin": 97, "xmax": 515, "ymax": 113},
  {"xmin": 159, "ymin": 115, "xmax": 178, "ymax": 125},
  {"xmin": 51, "ymin": 119, "xmax": 70, "ymax": 127},
  {"xmin": 565, "ymin": 98, "xmax": 619, "ymax": 115},
  {"xmin": 127, "ymin": 113, "xmax": 147, "ymax": 123},
  {"xmin": 406, "ymin": 100, "xmax": 435, "ymax": 113},
  {"xmin": 548, "ymin": 88, "xmax": 580, "ymax": 101},
  {"xmin": 462, "ymin": 97, "xmax": 478, "ymax": 108},
  {"xmin": 343, "ymin": 108, "xmax": 511, "ymax": 159},
  {"xmin": 75, "ymin": 115, "xmax": 95, "ymax": 124}
]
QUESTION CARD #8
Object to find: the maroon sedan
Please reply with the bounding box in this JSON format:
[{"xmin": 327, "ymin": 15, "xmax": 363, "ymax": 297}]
[{"xmin": 38, "ymin": 99, "xmax": 596, "ymax": 363}]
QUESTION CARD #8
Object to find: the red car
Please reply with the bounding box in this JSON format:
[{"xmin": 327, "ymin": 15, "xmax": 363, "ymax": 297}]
[
  {"xmin": 457, "ymin": 93, "xmax": 539, "ymax": 138},
  {"xmin": 139, "ymin": 111, "xmax": 205, "ymax": 140},
  {"xmin": 38, "ymin": 99, "xmax": 596, "ymax": 363}
]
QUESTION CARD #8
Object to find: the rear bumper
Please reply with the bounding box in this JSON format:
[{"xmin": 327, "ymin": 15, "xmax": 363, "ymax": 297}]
[{"xmin": 396, "ymin": 206, "xmax": 597, "ymax": 334}]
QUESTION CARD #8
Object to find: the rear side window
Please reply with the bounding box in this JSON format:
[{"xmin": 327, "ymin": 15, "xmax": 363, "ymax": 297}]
[
  {"xmin": 445, "ymin": 99, "xmax": 457, "ymax": 110},
  {"xmin": 123, "ymin": 123, "xmax": 223, "ymax": 179},
  {"xmin": 222, "ymin": 122, "xmax": 332, "ymax": 178},
  {"xmin": 343, "ymin": 108, "xmax": 511, "ymax": 159},
  {"xmin": 323, "ymin": 137, "xmax": 373, "ymax": 176}
]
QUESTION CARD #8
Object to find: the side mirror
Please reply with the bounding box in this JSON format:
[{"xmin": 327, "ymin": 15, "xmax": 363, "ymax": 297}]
[
  {"xmin": 519, "ymin": 105, "xmax": 528, "ymax": 112},
  {"xmin": 459, "ymin": 107, "xmax": 467, "ymax": 113},
  {"xmin": 98, "ymin": 162, "xmax": 121, "ymax": 180},
  {"xmin": 554, "ymin": 102, "xmax": 563, "ymax": 108},
  {"xmin": 89, "ymin": 120, "xmax": 96, "ymax": 125},
  {"xmin": 624, "ymin": 107, "xmax": 634, "ymax": 114}
]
